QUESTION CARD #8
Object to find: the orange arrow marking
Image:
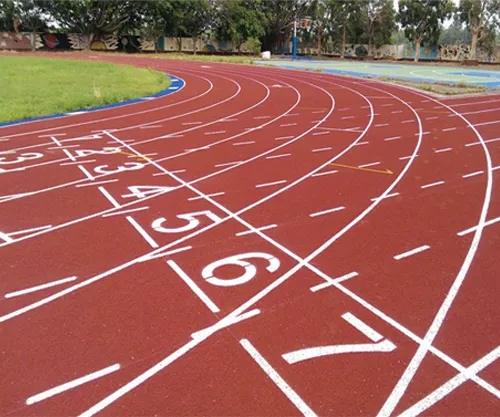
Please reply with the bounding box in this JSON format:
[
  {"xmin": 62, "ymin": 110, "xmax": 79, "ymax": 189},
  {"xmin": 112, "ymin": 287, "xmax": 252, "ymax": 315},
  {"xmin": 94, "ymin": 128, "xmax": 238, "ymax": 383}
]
[{"xmin": 330, "ymin": 163, "xmax": 393, "ymax": 175}]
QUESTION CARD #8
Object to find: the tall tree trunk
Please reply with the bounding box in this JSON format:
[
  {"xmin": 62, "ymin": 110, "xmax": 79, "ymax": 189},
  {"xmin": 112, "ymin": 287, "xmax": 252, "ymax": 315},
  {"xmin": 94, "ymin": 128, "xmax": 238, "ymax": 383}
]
[
  {"xmin": 368, "ymin": 36, "xmax": 372, "ymax": 57},
  {"xmin": 317, "ymin": 29, "xmax": 322, "ymax": 56},
  {"xmin": 30, "ymin": 31, "xmax": 36, "ymax": 51},
  {"xmin": 341, "ymin": 24, "xmax": 346, "ymax": 59},
  {"xmin": 192, "ymin": 36, "xmax": 197, "ymax": 55},
  {"xmin": 177, "ymin": 37, "xmax": 182, "ymax": 52},
  {"xmin": 470, "ymin": 30, "xmax": 479, "ymax": 61},
  {"xmin": 414, "ymin": 39, "xmax": 421, "ymax": 62}
]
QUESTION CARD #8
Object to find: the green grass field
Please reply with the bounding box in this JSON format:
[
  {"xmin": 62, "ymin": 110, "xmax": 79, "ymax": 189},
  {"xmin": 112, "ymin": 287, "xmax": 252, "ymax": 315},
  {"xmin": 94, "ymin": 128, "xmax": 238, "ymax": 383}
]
[{"xmin": 0, "ymin": 56, "xmax": 171, "ymax": 123}]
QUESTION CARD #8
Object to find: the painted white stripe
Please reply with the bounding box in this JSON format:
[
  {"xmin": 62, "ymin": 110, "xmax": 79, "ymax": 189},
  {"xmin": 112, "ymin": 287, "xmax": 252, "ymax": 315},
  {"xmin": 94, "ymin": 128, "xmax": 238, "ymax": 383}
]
[
  {"xmin": 399, "ymin": 155, "xmax": 417, "ymax": 160},
  {"xmin": 5, "ymin": 276, "xmax": 77, "ymax": 299},
  {"xmin": 138, "ymin": 246, "xmax": 192, "ymax": 262},
  {"xmin": 382, "ymin": 104, "xmax": 394, "ymax": 107},
  {"xmin": 67, "ymin": 111, "xmax": 86, "ymax": 115},
  {"xmin": 457, "ymin": 216, "xmax": 500, "ymax": 236},
  {"xmin": 385, "ymin": 136, "xmax": 401, "ymax": 141},
  {"xmin": 236, "ymin": 224, "xmax": 277, "ymax": 236},
  {"xmin": 8, "ymin": 225, "xmax": 52, "ymax": 236},
  {"xmin": 266, "ymin": 153, "xmax": 291, "ymax": 159},
  {"xmin": 371, "ymin": 192, "xmax": 399, "ymax": 201},
  {"xmin": 204, "ymin": 131, "xmax": 225, "ymax": 135},
  {"xmin": 401, "ymin": 120, "xmax": 414, "ymax": 123},
  {"xmin": 167, "ymin": 260, "xmax": 219, "ymax": 312},
  {"xmin": 60, "ymin": 159, "xmax": 96, "ymax": 166},
  {"xmin": 284, "ymin": 113, "xmax": 299, "ymax": 117},
  {"xmin": 215, "ymin": 161, "xmax": 241, "ymax": 168},
  {"xmin": 126, "ymin": 216, "xmax": 159, "ymax": 248},
  {"xmin": 240, "ymin": 339, "xmax": 317, "ymax": 417},
  {"xmin": 139, "ymin": 125, "xmax": 162, "ymax": 129},
  {"xmin": 474, "ymin": 120, "xmax": 500, "ymax": 127},
  {"xmin": 280, "ymin": 123, "xmax": 297, "ymax": 127},
  {"xmin": 26, "ymin": 364, "xmax": 120, "ymax": 405},
  {"xmin": 102, "ymin": 207, "xmax": 149, "ymax": 218},
  {"xmin": 182, "ymin": 121, "xmax": 202, "ymax": 125},
  {"xmin": 375, "ymin": 123, "xmax": 389, "ymax": 127},
  {"xmin": 442, "ymin": 127, "xmax": 456, "ymax": 132},
  {"xmin": 451, "ymin": 98, "xmax": 500, "ymax": 107},
  {"xmin": 342, "ymin": 116, "xmax": 355, "ymax": 120},
  {"xmin": 311, "ymin": 169, "xmax": 338, "ymax": 177},
  {"xmin": 338, "ymin": 108, "xmax": 351, "ymax": 112},
  {"xmin": 39, "ymin": 133, "xmax": 66, "ymax": 138},
  {"xmin": 309, "ymin": 206, "xmax": 345, "ymax": 218},
  {"xmin": 255, "ymin": 180, "xmax": 287, "ymax": 188},
  {"xmin": 462, "ymin": 170, "xmax": 484, "ymax": 178},
  {"xmin": 188, "ymin": 192, "xmax": 225, "ymax": 201},
  {"xmin": 312, "ymin": 131, "xmax": 329, "ymax": 136},
  {"xmin": 392, "ymin": 110, "xmax": 403, "ymax": 114},
  {"xmin": 358, "ymin": 161, "xmax": 380, "ymax": 168},
  {"xmin": 310, "ymin": 272, "xmax": 358, "ymax": 292},
  {"xmin": 342, "ymin": 312, "xmax": 383, "ymax": 342},
  {"xmin": 47, "ymin": 145, "xmax": 80, "ymax": 150},
  {"xmin": 312, "ymin": 147, "xmax": 332, "ymax": 152},
  {"xmin": 76, "ymin": 179, "xmax": 118, "ymax": 188},
  {"xmin": 394, "ymin": 245, "xmax": 430, "ymax": 260},
  {"xmin": 233, "ymin": 141, "xmax": 255, "ymax": 146},
  {"xmin": 354, "ymin": 141, "xmax": 369, "ymax": 146},
  {"xmin": 421, "ymin": 181, "xmax": 445, "ymax": 189},
  {"xmin": 78, "ymin": 166, "xmax": 94, "ymax": 180},
  {"xmin": 253, "ymin": 116, "xmax": 271, "ymax": 120},
  {"xmin": 312, "ymin": 110, "xmax": 326, "ymax": 114},
  {"xmin": 434, "ymin": 148, "xmax": 452, "ymax": 153},
  {"xmin": 274, "ymin": 135, "xmax": 294, "ymax": 141},
  {"xmin": 153, "ymin": 169, "xmax": 185, "ymax": 176},
  {"xmin": 465, "ymin": 137, "xmax": 500, "ymax": 147},
  {"xmin": 426, "ymin": 116, "xmax": 438, "ymax": 120}
]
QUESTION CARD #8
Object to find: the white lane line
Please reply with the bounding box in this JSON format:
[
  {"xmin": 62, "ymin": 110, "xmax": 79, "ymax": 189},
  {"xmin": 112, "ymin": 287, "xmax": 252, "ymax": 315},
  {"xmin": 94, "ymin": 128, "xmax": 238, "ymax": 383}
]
[
  {"xmin": 421, "ymin": 181, "xmax": 445, "ymax": 189},
  {"xmin": 127, "ymin": 153, "xmax": 157, "ymax": 158},
  {"xmin": 312, "ymin": 110, "xmax": 326, "ymax": 114},
  {"xmin": 358, "ymin": 161, "xmax": 380, "ymax": 168},
  {"xmin": 451, "ymin": 98, "xmax": 500, "ymax": 107},
  {"xmin": 354, "ymin": 141, "xmax": 369, "ymax": 146},
  {"xmin": 236, "ymin": 224, "xmax": 277, "ymax": 236},
  {"xmin": 233, "ymin": 141, "xmax": 255, "ymax": 146},
  {"xmin": 188, "ymin": 192, "xmax": 225, "ymax": 201},
  {"xmin": 221, "ymin": 118, "xmax": 237, "ymax": 122},
  {"xmin": 280, "ymin": 123, "xmax": 297, "ymax": 127},
  {"xmin": 382, "ymin": 104, "xmax": 394, "ymax": 107},
  {"xmin": 254, "ymin": 116, "xmax": 271, "ymax": 120},
  {"xmin": 457, "ymin": 216, "xmax": 500, "ymax": 236},
  {"xmin": 139, "ymin": 125, "xmax": 162, "ymax": 129},
  {"xmin": 215, "ymin": 161, "xmax": 241, "ymax": 168},
  {"xmin": 342, "ymin": 312, "xmax": 383, "ymax": 342},
  {"xmin": 392, "ymin": 110, "xmax": 403, "ymax": 114},
  {"xmin": 426, "ymin": 116, "xmax": 438, "ymax": 120},
  {"xmin": 311, "ymin": 169, "xmax": 338, "ymax": 177},
  {"xmin": 442, "ymin": 127, "xmax": 456, "ymax": 132},
  {"xmin": 394, "ymin": 245, "xmax": 430, "ymax": 260},
  {"xmin": 274, "ymin": 135, "xmax": 294, "ymax": 141},
  {"xmin": 266, "ymin": 153, "xmax": 291, "ymax": 160},
  {"xmin": 434, "ymin": 148, "xmax": 452, "ymax": 153},
  {"xmin": 39, "ymin": 133, "xmax": 66, "ymax": 138},
  {"xmin": 153, "ymin": 169, "xmax": 185, "ymax": 176},
  {"xmin": 312, "ymin": 147, "xmax": 332, "ymax": 152},
  {"xmin": 465, "ymin": 137, "xmax": 500, "ymax": 147},
  {"xmin": 309, "ymin": 206, "xmax": 345, "ymax": 218},
  {"xmin": 371, "ymin": 192, "xmax": 399, "ymax": 202},
  {"xmin": 167, "ymin": 260, "xmax": 219, "ymax": 313},
  {"xmin": 385, "ymin": 136, "xmax": 401, "ymax": 141},
  {"xmin": 310, "ymin": 272, "xmax": 358, "ymax": 292},
  {"xmin": 255, "ymin": 180, "xmax": 287, "ymax": 188},
  {"xmin": 338, "ymin": 107, "xmax": 351, "ymax": 112},
  {"xmin": 47, "ymin": 145, "xmax": 80, "ymax": 150},
  {"xmin": 98, "ymin": 186, "xmax": 120, "ymax": 208},
  {"xmin": 342, "ymin": 116, "xmax": 355, "ymax": 120},
  {"xmin": 60, "ymin": 159, "xmax": 96, "ymax": 166},
  {"xmin": 102, "ymin": 207, "xmax": 149, "ymax": 218},
  {"xmin": 78, "ymin": 166, "xmax": 94, "ymax": 180},
  {"xmin": 375, "ymin": 123, "xmax": 389, "ymax": 127},
  {"xmin": 139, "ymin": 246, "xmax": 192, "ymax": 262},
  {"xmin": 182, "ymin": 121, "xmax": 202, "ymax": 126},
  {"xmin": 473, "ymin": 120, "xmax": 500, "ymax": 127},
  {"xmin": 240, "ymin": 339, "xmax": 317, "ymax": 417},
  {"xmin": 312, "ymin": 131, "xmax": 329, "ymax": 136},
  {"xmin": 398, "ymin": 347, "xmax": 500, "ymax": 417},
  {"xmin": 284, "ymin": 113, "xmax": 299, "ymax": 117},
  {"xmin": 5, "ymin": 276, "xmax": 77, "ymax": 299},
  {"xmin": 462, "ymin": 171, "xmax": 484, "ymax": 178},
  {"xmin": 126, "ymin": 216, "xmax": 159, "ymax": 248},
  {"xmin": 399, "ymin": 155, "xmax": 417, "ymax": 160},
  {"xmin": 204, "ymin": 131, "xmax": 226, "ymax": 135},
  {"xmin": 401, "ymin": 120, "xmax": 414, "ymax": 124},
  {"xmin": 26, "ymin": 364, "xmax": 120, "ymax": 405},
  {"xmin": 76, "ymin": 179, "xmax": 119, "ymax": 188}
]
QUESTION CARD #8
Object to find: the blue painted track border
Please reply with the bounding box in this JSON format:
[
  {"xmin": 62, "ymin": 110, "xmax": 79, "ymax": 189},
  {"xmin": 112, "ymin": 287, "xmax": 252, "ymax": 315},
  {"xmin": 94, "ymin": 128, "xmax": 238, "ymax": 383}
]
[{"xmin": 0, "ymin": 73, "xmax": 185, "ymax": 128}]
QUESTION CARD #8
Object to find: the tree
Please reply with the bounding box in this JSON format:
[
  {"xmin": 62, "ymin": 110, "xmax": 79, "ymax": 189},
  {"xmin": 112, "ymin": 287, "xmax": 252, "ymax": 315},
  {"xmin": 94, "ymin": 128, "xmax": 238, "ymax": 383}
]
[
  {"xmin": 0, "ymin": 0, "xmax": 16, "ymax": 31},
  {"xmin": 329, "ymin": 0, "xmax": 360, "ymax": 59},
  {"xmin": 458, "ymin": 0, "xmax": 500, "ymax": 60},
  {"xmin": 438, "ymin": 16, "xmax": 472, "ymax": 44},
  {"xmin": 140, "ymin": 0, "xmax": 176, "ymax": 53},
  {"xmin": 215, "ymin": 0, "xmax": 265, "ymax": 54},
  {"xmin": 397, "ymin": 0, "xmax": 454, "ymax": 62},
  {"xmin": 175, "ymin": 0, "xmax": 212, "ymax": 55},
  {"xmin": 308, "ymin": 0, "xmax": 331, "ymax": 56},
  {"xmin": 359, "ymin": 0, "xmax": 396, "ymax": 56},
  {"xmin": 13, "ymin": 0, "xmax": 49, "ymax": 50}
]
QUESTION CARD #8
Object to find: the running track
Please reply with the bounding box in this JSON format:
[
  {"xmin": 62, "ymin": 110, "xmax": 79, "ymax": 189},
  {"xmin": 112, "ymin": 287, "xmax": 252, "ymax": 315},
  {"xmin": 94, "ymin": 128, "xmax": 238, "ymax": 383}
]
[{"xmin": 0, "ymin": 54, "xmax": 499, "ymax": 417}]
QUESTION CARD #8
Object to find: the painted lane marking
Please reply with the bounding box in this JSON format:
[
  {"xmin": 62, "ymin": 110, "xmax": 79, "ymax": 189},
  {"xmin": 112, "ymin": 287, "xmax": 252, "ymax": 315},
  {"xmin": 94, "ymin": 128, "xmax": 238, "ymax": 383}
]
[
  {"xmin": 139, "ymin": 125, "xmax": 162, "ymax": 129},
  {"xmin": 280, "ymin": 123, "xmax": 297, "ymax": 127},
  {"xmin": 353, "ymin": 141, "xmax": 369, "ymax": 146},
  {"xmin": 284, "ymin": 113, "xmax": 299, "ymax": 117},
  {"xmin": 394, "ymin": 245, "xmax": 430, "ymax": 260},
  {"xmin": 451, "ymin": 98, "xmax": 500, "ymax": 107},
  {"xmin": 399, "ymin": 155, "xmax": 417, "ymax": 160},
  {"xmin": 233, "ymin": 141, "xmax": 255, "ymax": 146},
  {"xmin": 138, "ymin": 246, "xmax": 192, "ymax": 262},
  {"xmin": 266, "ymin": 153, "xmax": 291, "ymax": 160},
  {"xmin": 60, "ymin": 159, "xmax": 96, "ymax": 166},
  {"xmin": 434, "ymin": 148, "xmax": 452, "ymax": 153},
  {"xmin": 342, "ymin": 312, "xmax": 383, "ymax": 342},
  {"xmin": 309, "ymin": 206, "xmax": 345, "ymax": 218},
  {"xmin": 78, "ymin": 166, "xmax": 94, "ymax": 180},
  {"xmin": 312, "ymin": 131, "xmax": 329, "ymax": 136},
  {"xmin": 312, "ymin": 110, "xmax": 326, "ymax": 114},
  {"xmin": 426, "ymin": 116, "xmax": 438, "ymax": 120},
  {"xmin": 5, "ymin": 276, "xmax": 77, "ymax": 299},
  {"xmin": 205, "ymin": 131, "xmax": 226, "ymax": 135},
  {"xmin": 188, "ymin": 192, "xmax": 225, "ymax": 201},
  {"xmin": 398, "ymin": 347, "xmax": 500, "ymax": 417},
  {"xmin": 473, "ymin": 120, "xmax": 500, "ymax": 127},
  {"xmin": 253, "ymin": 116, "xmax": 271, "ymax": 120},
  {"xmin": 316, "ymin": 126, "xmax": 362, "ymax": 133},
  {"xmin": 465, "ymin": 137, "xmax": 500, "ymax": 147},
  {"xmin": 182, "ymin": 121, "xmax": 202, "ymax": 126},
  {"xmin": 191, "ymin": 309, "xmax": 260, "ymax": 340},
  {"xmin": 240, "ymin": 339, "xmax": 317, "ymax": 417},
  {"xmin": 421, "ymin": 181, "xmax": 445, "ymax": 189},
  {"xmin": 215, "ymin": 161, "xmax": 241, "ymax": 167},
  {"xmin": 331, "ymin": 163, "xmax": 392, "ymax": 175},
  {"xmin": 442, "ymin": 127, "xmax": 456, "ymax": 132},
  {"xmin": 311, "ymin": 169, "xmax": 338, "ymax": 177},
  {"xmin": 338, "ymin": 107, "xmax": 351, "ymax": 111},
  {"xmin": 391, "ymin": 110, "xmax": 403, "ymax": 114},
  {"xmin": 26, "ymin": 364, "xmax": 120, "ymax": 405},
  {"xmin": 342, "ymin": 116, "xmax": 355, "ymax": 120},
  {"xmin": 385, "ymin": 136, "xmax": 401, "ymax": 141},
  {"xmin": 76, "ymin": 179, "xmax": 119, "ymax": 188},
  {"xmin": 167, "ymin": 260, "xmax": 219, "ymax": 313},
  {"xmin": 274, "ymin": 135, "xmax": 294, "ymax": 141},
  {"xmin": 102, "ymin": 207, "xmax": 149, "ymax": 218},
  {"xmin": 255, "ymin": 180, "xmax": 287, "ymax": 188},
  {"xmin": 39, "ymin": 133, "xmax": 66, "ymax": 138},
  {"xmin": 371, "ymin": 192, "xmax": 399, "ymax": 202},
  {"xmin": 126, "ymin": 216, "xmax": 159, "ymax": 248},
  {"xmin": 310, "ymin": 272, "xmax": 358, "ymax": 292},
  {"xmin": 47, "ymin": 145, "xmax": 80, "ymax": 150},
  {"xmin": 236, "ymin": 224, "xmax": 277, "ymax": 236},
  {"xmin": 382, "ymin": 104, "xmax": 394, "ymax": 107},
  {"xmin": 375, "ymin": 123, "xmax": 389, "ymax": 127},
  {"xmin": 221, "ymin": 118, "xmax": 237, "ymax": 122},
  {"xmin": 7, "ymin": 225, "xmax": 52, "ymax": 237},
  {"xmin": 358, "ymin": 161, "xmax": 380, "ymax": 168},
  {"xmin": 153, "ymin": 169, "xmax": 186, "ymax": 176},
  {"xmin": 462, "ymin": 171, "xmax": 484, "ymax": 178},
  {"xmin": 312, "ymin": 147, "xmax": 332, "ymax": 152},
  {"xmin": 401, "ymin": 120, "xmax": 414, "ymax": 124},
  {"xmin": 457, "ymin": 216, "xmax": 500, "ymax": 236},
  {"xmin": 456, "ymin": 106, "xmax": 500, "ymax": 116}
]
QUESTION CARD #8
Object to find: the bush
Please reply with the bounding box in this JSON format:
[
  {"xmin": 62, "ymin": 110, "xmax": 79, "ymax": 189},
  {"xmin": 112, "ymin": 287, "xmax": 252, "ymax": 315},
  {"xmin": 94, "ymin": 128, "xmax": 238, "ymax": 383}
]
[{"xmin": 247, "ymin": 37, "xmax": 262, "ymax": 55}]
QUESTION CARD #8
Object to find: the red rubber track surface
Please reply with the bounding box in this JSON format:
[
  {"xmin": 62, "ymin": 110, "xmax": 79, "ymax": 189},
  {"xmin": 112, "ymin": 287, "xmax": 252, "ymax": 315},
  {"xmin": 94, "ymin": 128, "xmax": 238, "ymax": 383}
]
[{"xmin": 0, "ymin": 54, "xmax": 499, "ymax": 417}]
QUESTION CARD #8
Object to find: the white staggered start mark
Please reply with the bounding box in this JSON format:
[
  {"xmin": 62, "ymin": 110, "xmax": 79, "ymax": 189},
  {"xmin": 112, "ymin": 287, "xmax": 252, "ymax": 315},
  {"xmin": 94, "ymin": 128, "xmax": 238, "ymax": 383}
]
[{"xmin": 394, "ymin": 245, "xmax": 430, "ymax": 260}]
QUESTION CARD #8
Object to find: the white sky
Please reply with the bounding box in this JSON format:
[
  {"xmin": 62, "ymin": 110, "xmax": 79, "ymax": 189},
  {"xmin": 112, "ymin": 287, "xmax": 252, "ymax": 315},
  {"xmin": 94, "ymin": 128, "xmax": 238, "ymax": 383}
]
[{"xmin": 393, "ymin": 0, "xmax": 460, "ymax": 9}]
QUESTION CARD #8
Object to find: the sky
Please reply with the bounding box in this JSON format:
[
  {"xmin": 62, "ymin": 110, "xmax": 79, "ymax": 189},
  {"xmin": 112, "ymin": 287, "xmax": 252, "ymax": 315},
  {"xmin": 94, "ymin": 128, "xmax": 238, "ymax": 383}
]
[{"xmin": 393, "ymin": 0, "xmax": 460, "ymax": 8}]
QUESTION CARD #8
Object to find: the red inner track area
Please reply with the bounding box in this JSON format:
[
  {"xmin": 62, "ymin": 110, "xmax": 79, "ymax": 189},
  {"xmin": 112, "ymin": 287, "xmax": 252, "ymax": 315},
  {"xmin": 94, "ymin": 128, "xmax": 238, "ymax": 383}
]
[{"xmin": 0, "ymin": 55, "xmax": 499, "ymax": 417}]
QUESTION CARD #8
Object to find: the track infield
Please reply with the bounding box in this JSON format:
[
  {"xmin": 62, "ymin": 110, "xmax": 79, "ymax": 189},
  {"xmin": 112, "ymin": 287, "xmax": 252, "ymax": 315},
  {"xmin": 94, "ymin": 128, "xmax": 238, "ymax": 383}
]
[{"xmin": 0, "ymin": 54, "xmax": 499, "ymax": 417}]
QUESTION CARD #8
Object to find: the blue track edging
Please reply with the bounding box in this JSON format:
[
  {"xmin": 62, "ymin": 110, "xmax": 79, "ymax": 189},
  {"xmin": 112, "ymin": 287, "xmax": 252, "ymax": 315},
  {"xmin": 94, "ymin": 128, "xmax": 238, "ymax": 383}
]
[{"xmin": 0, "ymin": 74, "xmax": 185, "ymax": 128}]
